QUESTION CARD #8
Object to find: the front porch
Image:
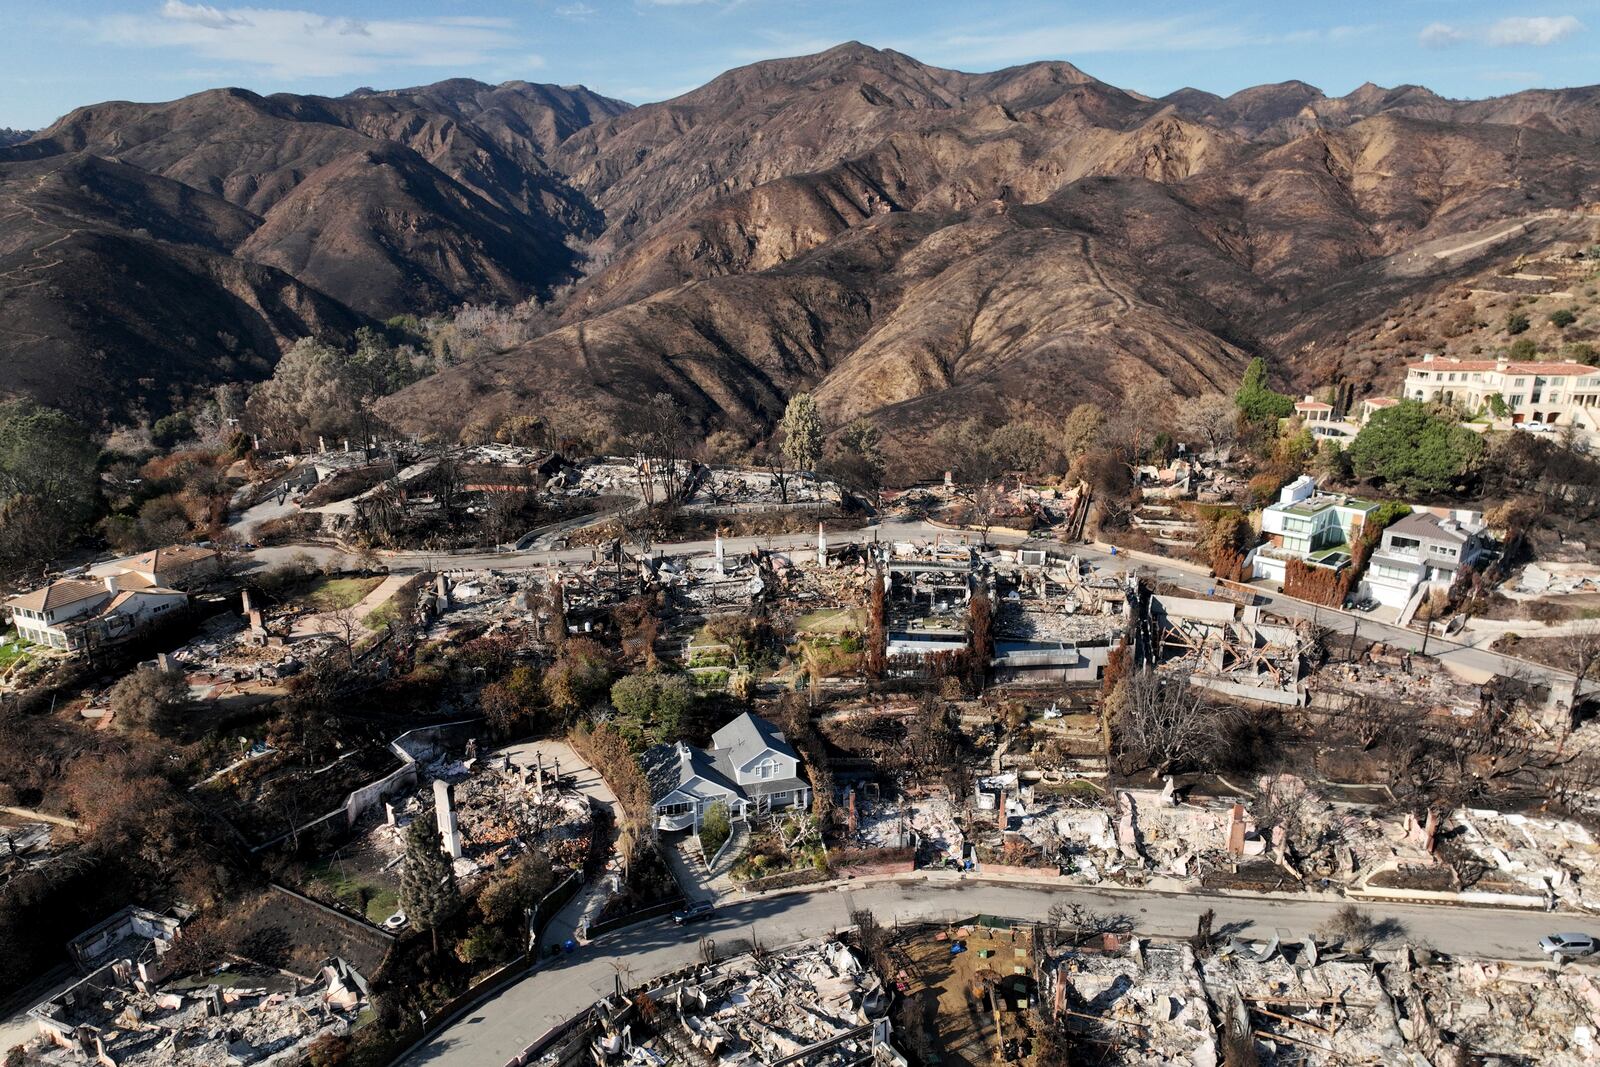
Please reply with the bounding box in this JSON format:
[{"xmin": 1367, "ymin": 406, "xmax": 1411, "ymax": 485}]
[{"xmin": 654, "ymin": 782, "xmax": 811, "ymax": 832}]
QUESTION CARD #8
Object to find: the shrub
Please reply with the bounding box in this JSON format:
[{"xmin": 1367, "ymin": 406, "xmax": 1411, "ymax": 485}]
[
  {"xmin": 699, "ymin": 801, "xmax": 732, "ymax": 857},
  {"xmin": 1508, "ymin": 338, "xmax": 1538, "ymax": 361},
  {"xmin": 1550, "ymin": 308, "xmax": 1578, "ymax": 329},
  {"xmin": 1506, "ymin": 311, "xmax": 1530, "ymax": 335}
]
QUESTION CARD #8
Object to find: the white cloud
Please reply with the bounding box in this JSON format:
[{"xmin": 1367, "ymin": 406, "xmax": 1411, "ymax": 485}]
[
  {"xmin": 160, "ymin": 1, "xmax": 248, "ymax": 29},
  {"xmin": 1420, "ymin": 14, "xmax": 1583, "ymax": 50},
  {"xmin": 1487, "ymin": 15, "xmax": 1583, "ymax": 46},
  {"xmin": 96, "ymin": 3, "xmax": 524, "ymax": 79},
  {"xmin": 555, "ymin": 3, "xmax": 597, "ymax": 17},
  {"xmin": 1419, "ymin": 21, "xmax": 1466, "ymax": 49}
]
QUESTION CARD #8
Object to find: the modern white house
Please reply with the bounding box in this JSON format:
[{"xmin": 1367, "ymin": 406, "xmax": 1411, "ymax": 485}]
[
  {"xmin": 1403, "ymin": 354, "xmax": 1600, "ymax": 428},
  {"xmin": 1249, "ymin": 476, "xmax": 1380, "ymax": 583},
  {"xmin": 5, "ymin": 576, "xmax": 187, "ymax": 652},
  {"xmin": 1359, "ymin": 509, "xmax": 1492, "ymax": 609},
  {"xmin": 1292, "ymin": 396, "xmax": 1359, "ymax": 442},
  {"xmin": 645, "ymin": 712, "xmax": 811, "ymax": 832}
]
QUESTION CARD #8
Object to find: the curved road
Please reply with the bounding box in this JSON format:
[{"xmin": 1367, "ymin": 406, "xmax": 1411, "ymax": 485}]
[
  {"xmin": 246, "ymin": 520, "xmax": 1587, "ymax": 1064},
  {"xmin": 403, "ymin": 876, "xmax": 1577, "ymax": 1066}
]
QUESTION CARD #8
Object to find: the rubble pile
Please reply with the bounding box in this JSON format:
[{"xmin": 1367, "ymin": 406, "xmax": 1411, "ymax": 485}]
[
  {"xmin": 856, "ymin": 794, "xmax": 963, "ymax": 861},
  {"xmin": 1516, "ymin": 562, "xmax": 1600, "ymax": 595},
  {"xmin": 1314, "ymin": 656, "xmax": 1483, "ymax": 713},
  {"xmin": 1043, "ymin": 933, "xmax": 1600, "ymax": 1065},
  {"xmin": 369, "ymin": 754, "xmax": 594, "ymax": 881},
  {"xmin": 1048, "ymin": 940, "xmax": 1217, "ymax": 1064},
  {"xmin": 1389, "ymin": 957, "xmax": 1600, "ymax": 1064},
  {"xmin": 646, "ymin": 941, "xmax": 885, "ymax": 1067},
  {"xmin": 1151, "ymin": 597, "xmax": 1311, "ymax": 704},
  {"xmin": 27, "ymin": 962, "xmax": 363, "ymax": 1067},
  {"xmin": 1451, "ymin": 807, "xmax": 1600, "ymax": 909}
]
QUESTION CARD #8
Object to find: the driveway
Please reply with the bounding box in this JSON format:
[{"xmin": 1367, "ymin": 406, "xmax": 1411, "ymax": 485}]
[{"xmin": 493, "ymin": 739, "xmax": 619, "ymax": 947}]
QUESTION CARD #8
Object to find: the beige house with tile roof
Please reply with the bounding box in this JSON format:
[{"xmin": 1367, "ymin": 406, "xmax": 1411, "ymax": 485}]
[
  {"xmin": 6, "ymin": 575, "xmax": 187, "ymax": 651},
  {"xmin": 1404, "ymin": 354, "xmax": 1600, "ymax": 427},
  {"xmin": 88, "ymin": 545, "xmax": 219, "ymax": 590}
]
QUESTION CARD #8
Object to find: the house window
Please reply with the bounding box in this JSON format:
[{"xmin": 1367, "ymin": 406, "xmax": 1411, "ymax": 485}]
[{"xmin": 754, "ymin": 758, "xmax": 779, "ymax": 780}]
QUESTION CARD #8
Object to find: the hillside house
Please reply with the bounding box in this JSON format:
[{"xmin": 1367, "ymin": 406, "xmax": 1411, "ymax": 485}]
[
  {"xmin": 645, "ymin": 712, "xmax": 810, "ymax": 832},
  {"xmin": 5, "ymin": 576, "xmax": 187, "ymax": 652},
  {"xmin": 1360, "ymin": 509, "xmax": 1492, "ymax": 609},
  {"xmin": 1293, "ymin": 396, "xmax": 1359, "ymax": 442},
  {"xmin": 88, "ymin": 545, "xmax": 219, "ymax": 590},
  {"xmin": 1404, "ymin": 354, "xmax": 1600, "ymax": 428},
  {"xmin": 1249, "ymin": 476, "xmax": 1379, "ymax": 583}
]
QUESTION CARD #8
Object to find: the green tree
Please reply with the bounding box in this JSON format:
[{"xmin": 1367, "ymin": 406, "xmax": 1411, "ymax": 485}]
[
  {"xmin": 779, "ymin": 393, "xmax": 824, "ymax": 477},
  {"xmin": 1060, "ymin": 403, "xmax": 1106, "ymax": 465},
  {"xmin": 1508, "ymin": 338, "xmax": 1538, "ymax": 361},
  {"xmin": 1506, "ymin": 311, "xmax": 1531, "ymax": 335},
  {"xmin": 0, "ymin": 400, "xmax": 100, "ymax": 563},
  {"xmin": 1485, "ymin": 393, "xmax": 1510, "ymax": 418},
  {"xmin": 1550, "ymin": 308, "xmax": 1578, "ymax": 329},
  {"xmin": 1565, "ymin": 342, "xmax": 1598, "ymax": 366},
  {"xmin": 246, "ymin": 338, "xmax": 366, "ymax": 448},
  {"xmin": 541, "ymin": 638, "xmax": 613, "ymax": 716},
  {"xmin": 828, "ymin": 417, "xmax": 887, "ymax": 505},
  {"xmin": 151, "ymin": 413, "xmax": 196, "ymax": 448},
  {"xmin": 699, "ymin": 800, "xmax": 732, "ymax": 856},
  {"xmin": 1234, "ymin": 358, "xmax": 1295, "ymax": 423},
  {"xmin": 1313, "ymin": 437, "xmax": 1349, "ymax": 481},
  {"xmin": 610, "ymin": 671, "xmax": 695, "ymax": 741},
  {"xmin": 1349, "ymin": 400, "xmax": 1484, "ymax": 495},
  {"xmin": 399, "ymin": 813, "xmax": 461, "ymax": 951},
  {"xmin": 988, "ymin": 420, "xmax": 1051, "ymax": 475}
]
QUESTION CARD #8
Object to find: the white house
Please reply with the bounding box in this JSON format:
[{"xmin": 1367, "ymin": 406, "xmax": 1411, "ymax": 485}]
[
  {"xmin": 645, "ymin": 712, "xmax": 811, "ymax": 832},
  {"xmin": 1292, "ymin": 396, "xmax": 1359, "ymax": 442},
  {"xmin": 1360, "ymin": 509, "xmax": 1492, "ymax": 609},
  {"xmin": 5, "ymin": 576, "xmax": 187, "ymax": 652},
  {"xmin": 1249, "ymin": 476, "xmax": 1380, "ymax": 583},
  {"xmin": 88, "ymin": 545, "xmax": 219, "ymax": 590},
  {"xmin": 1403, "ymin": 354, "xmax": 1600, "ymax": 428}
]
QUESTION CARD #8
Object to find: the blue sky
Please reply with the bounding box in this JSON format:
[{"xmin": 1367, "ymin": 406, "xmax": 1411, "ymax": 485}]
[{"xmin": 5, "ymin": 0, "xmax": 1600, "ymax": 130}]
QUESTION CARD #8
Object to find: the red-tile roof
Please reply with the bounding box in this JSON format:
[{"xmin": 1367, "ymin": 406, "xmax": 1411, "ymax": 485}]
[{"xmin": 1406, "ymin": 359, "xmax": 1599, "ymax": 377}]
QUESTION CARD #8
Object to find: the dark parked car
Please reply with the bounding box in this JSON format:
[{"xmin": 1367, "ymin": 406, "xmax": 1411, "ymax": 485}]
[{"xmin": 672, "ymin": 900, "xmax": 716, "ymax": 926}]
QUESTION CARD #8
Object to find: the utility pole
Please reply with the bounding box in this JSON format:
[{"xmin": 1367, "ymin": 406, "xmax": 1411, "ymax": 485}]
[{"xmin": 1348, "ymin": 616, "xmax": 1360, "ymax": 660}]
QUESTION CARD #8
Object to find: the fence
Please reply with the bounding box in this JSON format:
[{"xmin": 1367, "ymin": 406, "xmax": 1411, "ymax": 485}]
[
  {"xmin": 584, "ymin": 895, "xmax": 686, "ymax": 939},
  {"xmin": 250, "ymin": 718, "xmax": 480, "ymax": 853}
]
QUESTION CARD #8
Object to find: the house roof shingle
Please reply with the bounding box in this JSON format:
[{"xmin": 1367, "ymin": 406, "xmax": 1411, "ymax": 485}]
[
  {"xmin": 712, "ymin": 712, "xmax": 796, "ymax": 773},
  {"xmin": 5, "ymin": 580, "xmax": 107, "ymax": 614}
]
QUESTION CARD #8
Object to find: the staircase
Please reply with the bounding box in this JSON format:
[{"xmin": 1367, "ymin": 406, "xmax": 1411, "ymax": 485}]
[{"xmin": 708, "ymin": 819, "xmax": 750, "ymax": 879}]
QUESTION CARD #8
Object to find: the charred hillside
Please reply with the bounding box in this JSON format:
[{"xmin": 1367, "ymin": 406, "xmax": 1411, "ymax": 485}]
[{"xmin": 3, "ymin": 43, "xmax": 1600, "ymax": 437}]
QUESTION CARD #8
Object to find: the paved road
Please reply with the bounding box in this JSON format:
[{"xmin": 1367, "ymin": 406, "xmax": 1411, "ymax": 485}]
[
  {"xmin": 401, "ymin": 877, "xmax": 1579, "ymax": 1067},
  {"xmin": 251, "ymin": 520, "xmax": 1583, "ymax": 692}
]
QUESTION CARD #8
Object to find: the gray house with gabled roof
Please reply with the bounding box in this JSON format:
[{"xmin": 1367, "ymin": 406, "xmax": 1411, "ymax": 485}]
[{"xmin": 644, "ymin": 711, "xmax": 811, "ymax": 832}]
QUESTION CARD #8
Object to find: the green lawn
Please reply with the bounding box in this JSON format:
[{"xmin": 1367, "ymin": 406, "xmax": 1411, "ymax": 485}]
[
  {"xmin": 363, "ymin": 600, "xmax": 402, "ymax": 632},
  {"xmin": 304, "ymin": 860, "xmax": 401, "ymax": 925},
  {"xmin": 0, "ymin": 630, "xmax": 32, "ymax": 672},
  {"xmin": 305, "ymin": 575, "xmax": 383, "ymax": 611},
  {"xmin": 794, "ymin": 607, "xmax": 866, "ymax": 635}
]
